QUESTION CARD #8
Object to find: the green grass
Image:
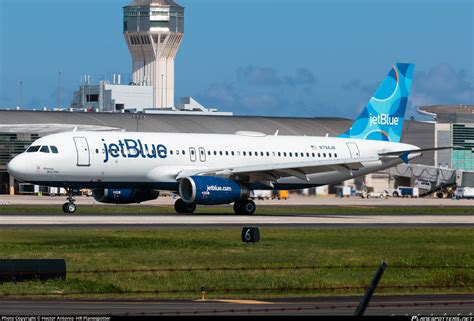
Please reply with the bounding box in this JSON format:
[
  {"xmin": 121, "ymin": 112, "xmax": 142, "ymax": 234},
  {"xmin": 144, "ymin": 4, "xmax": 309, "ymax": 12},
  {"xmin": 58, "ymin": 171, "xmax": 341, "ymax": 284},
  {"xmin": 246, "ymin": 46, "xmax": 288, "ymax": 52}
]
[
  {"xmin": 0, "ymin": 204, "xmax": 473, "ymax": 215},
  {"xmin": 0, "ymin": 228, "xmax": 472, "ymax": 299}
]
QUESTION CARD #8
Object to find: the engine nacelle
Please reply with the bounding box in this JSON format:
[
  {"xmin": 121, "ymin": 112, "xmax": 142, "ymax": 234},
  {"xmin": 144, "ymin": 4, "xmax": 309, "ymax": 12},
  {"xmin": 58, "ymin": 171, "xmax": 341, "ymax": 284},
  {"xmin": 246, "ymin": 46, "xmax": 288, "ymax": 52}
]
[
  {"xmin": 92, "ymin": 189, "xmax": 159, "ymax": 204},
  {"xmin": 179, "ymin": 176, "xmax": 249, "ymax": 205}
]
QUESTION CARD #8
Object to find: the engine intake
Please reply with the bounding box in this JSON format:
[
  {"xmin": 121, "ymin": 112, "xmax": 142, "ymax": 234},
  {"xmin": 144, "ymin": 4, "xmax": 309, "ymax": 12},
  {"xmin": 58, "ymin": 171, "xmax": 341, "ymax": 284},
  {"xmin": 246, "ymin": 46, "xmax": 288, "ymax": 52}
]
[
  {"xmin": 92, "ymin": 189, "xmax": 159, "ymax": 204},
  {"xmin": 179, "ymin": 176, "xmax": 249, "ymax": 205}
]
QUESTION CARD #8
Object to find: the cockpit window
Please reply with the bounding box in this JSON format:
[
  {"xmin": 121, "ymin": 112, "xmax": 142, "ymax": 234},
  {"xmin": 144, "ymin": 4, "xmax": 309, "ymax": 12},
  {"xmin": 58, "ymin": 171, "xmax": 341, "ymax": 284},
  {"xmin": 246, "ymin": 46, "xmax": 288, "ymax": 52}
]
[
  {"xmin": 26, "ymin": 146, "xmax": 40, "ymax": 153},
  {"xmin": 40, "ymin": 146, "xmax": 50, "ymax": 153},
  {"xmin": 50, "ymin": 146, "xmax": 59, "ymax": 154}
]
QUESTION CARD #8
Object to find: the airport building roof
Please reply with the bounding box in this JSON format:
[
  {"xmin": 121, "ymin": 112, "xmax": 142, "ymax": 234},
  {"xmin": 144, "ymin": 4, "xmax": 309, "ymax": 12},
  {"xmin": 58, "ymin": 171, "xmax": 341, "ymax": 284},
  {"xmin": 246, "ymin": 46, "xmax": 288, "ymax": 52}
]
[
  {"xmin": 129, "ymin": 0, "xmax": 183, "ymax": 8},
  {"xmin": 418, "ymin": 105, "xmax": 474, "ymax": 123},
  {"xmin": 0, "ymin": 110, "xmax": 351, "ymax": 136}
]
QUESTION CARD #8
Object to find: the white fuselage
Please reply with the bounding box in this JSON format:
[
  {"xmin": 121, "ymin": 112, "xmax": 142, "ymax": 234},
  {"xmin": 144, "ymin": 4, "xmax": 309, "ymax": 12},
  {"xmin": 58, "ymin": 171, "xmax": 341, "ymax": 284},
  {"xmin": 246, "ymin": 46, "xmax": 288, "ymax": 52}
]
[{"xmin": 7, "ymin": 131, "xmax": 419, "ymax": 191}]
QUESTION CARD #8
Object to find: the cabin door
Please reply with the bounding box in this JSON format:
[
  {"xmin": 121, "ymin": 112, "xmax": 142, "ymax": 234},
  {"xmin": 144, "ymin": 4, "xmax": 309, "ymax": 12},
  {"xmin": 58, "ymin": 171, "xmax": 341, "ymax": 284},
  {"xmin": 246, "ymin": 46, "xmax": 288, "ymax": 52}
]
[{"xmin": 73, "ymin": 137, "xmax": 91, "ymax": 166}]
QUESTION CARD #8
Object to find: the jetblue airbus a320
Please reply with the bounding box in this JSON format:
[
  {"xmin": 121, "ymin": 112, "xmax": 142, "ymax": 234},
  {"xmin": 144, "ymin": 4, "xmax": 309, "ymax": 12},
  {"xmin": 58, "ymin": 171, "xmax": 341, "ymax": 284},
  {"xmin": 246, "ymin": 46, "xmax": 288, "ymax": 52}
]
[{"xmin": 7, "ymin": 63, "xmax": 448, "ymax": 214}]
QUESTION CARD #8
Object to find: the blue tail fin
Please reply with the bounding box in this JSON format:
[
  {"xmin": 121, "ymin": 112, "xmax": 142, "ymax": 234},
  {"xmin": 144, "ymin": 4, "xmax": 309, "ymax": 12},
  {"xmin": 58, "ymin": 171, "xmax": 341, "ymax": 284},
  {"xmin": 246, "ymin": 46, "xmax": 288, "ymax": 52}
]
[{"xmin": 338, "ymin": 63, "xmax": 414, "ymax": 143}]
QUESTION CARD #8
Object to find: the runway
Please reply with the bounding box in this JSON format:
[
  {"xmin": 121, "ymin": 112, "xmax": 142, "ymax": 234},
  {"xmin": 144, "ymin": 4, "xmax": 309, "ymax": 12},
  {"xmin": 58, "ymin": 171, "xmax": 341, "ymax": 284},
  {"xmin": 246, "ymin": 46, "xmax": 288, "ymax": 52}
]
[
  {"xmin": 0, "ymin": 214, "xmax": 473, "ymax": 228},
  {"xmin": 0, "ymin": 295, "xmax": 472, "ymax": 316}
]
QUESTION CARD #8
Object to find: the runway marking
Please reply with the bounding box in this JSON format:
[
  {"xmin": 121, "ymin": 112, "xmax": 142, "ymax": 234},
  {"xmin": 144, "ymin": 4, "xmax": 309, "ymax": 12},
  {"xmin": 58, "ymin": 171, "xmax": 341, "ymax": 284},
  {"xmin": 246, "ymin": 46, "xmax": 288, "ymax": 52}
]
[
  {"xmin": 212, "ymin": 299, "xmax": 274, "ymax": 305},
  {"xmin": 0, "ymin": 215, "xmax": 472, "ymax": 226}
]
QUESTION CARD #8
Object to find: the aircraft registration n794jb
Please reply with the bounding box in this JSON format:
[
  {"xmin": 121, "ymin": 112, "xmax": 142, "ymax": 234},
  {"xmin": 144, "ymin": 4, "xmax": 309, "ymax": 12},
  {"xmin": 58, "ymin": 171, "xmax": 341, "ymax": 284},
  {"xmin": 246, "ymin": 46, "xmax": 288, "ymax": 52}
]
[{"xmin": 7, "ymin": 63, "xmax": 450, "ymax": 214}]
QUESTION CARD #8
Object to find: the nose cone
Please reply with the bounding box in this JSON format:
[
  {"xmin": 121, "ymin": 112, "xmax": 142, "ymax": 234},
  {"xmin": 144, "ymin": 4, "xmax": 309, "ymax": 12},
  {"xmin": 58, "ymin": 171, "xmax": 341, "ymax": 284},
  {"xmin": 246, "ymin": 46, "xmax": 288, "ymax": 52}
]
[{"xmin": 7, "ymin": 154, "xmax": 28, "ymax": 181}]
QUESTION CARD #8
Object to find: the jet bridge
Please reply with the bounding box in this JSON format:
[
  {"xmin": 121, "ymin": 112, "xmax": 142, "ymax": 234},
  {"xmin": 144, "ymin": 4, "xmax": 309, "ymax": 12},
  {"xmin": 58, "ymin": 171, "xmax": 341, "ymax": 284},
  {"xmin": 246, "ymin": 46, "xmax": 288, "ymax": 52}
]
[{"xmin": 384, "ymin": 163, "xmax": 474, "ymax": 197}]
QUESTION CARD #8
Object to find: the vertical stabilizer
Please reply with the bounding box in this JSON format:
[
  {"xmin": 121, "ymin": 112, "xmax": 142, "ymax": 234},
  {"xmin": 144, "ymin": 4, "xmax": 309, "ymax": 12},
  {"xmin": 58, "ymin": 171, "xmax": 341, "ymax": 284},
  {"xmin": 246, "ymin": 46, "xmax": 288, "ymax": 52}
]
[{"xmin": 338, "ymin": 63, "xmax": 414, "ymax": 142}]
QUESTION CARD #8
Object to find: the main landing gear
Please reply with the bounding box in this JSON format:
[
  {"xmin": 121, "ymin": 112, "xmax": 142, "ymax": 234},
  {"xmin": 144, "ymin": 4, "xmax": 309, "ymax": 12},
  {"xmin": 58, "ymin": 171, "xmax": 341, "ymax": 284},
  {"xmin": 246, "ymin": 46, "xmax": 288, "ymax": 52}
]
[
  {"xmin": 174, "ymin": 198, "xmax": 196, "ymax": 214},
  {"xmin": 62, "ymin": 189, "xmax": 77, "ymax": 214},
  {"xmin": 233, "ymin": 199, "xmax": 256, "ymax": 215},
  {"xmin": 173, "ymin": 198, "xmax": 256, "ymax": 215}
]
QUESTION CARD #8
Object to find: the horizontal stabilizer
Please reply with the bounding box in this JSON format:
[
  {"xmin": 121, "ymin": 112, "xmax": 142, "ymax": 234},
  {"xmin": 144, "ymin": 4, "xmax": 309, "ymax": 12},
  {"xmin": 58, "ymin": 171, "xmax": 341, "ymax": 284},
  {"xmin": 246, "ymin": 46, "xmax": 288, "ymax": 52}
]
[
  {"xmin": 378, "ymin": 146, "xmax": 453, "ymax": 157},
  {"xmin": 378, "ymin": 146, "xmax": 454, "ymax": 164}
]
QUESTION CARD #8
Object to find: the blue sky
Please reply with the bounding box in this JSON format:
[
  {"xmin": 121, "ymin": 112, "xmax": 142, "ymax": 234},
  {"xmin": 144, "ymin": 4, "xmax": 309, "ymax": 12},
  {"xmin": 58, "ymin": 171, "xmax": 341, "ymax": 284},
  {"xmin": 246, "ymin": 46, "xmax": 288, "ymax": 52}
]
[{"xmin": 0, "ymin": 0, "xmax": 472, "ymax": 119}]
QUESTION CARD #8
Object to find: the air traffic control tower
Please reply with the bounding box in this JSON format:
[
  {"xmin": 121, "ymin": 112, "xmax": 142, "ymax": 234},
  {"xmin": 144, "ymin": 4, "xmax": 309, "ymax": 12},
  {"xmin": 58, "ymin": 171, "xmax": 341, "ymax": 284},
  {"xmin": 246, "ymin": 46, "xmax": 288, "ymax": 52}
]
[{"xmin": 123, "ymin": 0, "xmax": 184, "ymax": 109}]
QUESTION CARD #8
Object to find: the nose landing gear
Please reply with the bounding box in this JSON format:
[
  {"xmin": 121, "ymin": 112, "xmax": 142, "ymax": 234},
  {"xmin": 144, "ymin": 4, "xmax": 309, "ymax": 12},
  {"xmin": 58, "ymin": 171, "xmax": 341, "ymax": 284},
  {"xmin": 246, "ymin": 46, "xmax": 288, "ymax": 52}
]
[{"xmin": 62, "ymin": 189, "xmax": 77, "ymax": 214}]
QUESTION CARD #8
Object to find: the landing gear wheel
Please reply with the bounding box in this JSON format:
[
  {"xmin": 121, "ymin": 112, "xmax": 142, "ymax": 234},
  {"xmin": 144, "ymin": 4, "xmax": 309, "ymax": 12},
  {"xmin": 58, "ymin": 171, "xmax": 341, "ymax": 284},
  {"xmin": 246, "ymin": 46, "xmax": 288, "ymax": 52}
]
[
  {"xmin": 233, "ymin": 202, "xmax": 242, "ymax": 214},
  {"xmin": 62, "ymin": 188, "xmax": 77, "ymax": 214},
  {"xmin": 63, "ymin": 202, "xmax": 76, "ymax": 214},
  {"xmin": 234, "ymin": 200, "xmax": 256, "ymax": 215},
  {"xmin": 174, "ymin": 199, "xmax": 196, "ymax": 214}
]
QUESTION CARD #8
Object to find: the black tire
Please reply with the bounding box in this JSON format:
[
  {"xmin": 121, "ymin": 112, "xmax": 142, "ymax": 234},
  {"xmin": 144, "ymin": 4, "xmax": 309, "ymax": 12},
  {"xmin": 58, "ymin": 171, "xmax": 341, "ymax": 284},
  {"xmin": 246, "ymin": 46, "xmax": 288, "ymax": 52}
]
[
  {"xmin": 67, "ymin": 203, "xmax": 77, "ymax": 214},
  {"xmin": 233, "ymin": 202, "xmax": 242, "ymax": 214},
  {"xmin": 234, "ymin": 200, "xmax": 256, "ymax": 215},
  {"xmin": 174, "ymin": 199, "xmax": 196, "ymax": 214},
  {"xmin": 392, "ymin": 191, "xmax": 399, "ymax": 197},
  {"xmin": 63, "ymin": 202, "xmax": 76, "ymax": 214}
]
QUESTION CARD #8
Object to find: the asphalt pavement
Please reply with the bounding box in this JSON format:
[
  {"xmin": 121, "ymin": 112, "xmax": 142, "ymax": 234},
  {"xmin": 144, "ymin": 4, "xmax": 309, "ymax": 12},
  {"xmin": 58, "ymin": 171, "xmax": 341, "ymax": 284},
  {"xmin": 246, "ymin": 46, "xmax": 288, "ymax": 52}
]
[{"xmin": 1, "ymin": 295, "xmax": 472, "ymax": 316}]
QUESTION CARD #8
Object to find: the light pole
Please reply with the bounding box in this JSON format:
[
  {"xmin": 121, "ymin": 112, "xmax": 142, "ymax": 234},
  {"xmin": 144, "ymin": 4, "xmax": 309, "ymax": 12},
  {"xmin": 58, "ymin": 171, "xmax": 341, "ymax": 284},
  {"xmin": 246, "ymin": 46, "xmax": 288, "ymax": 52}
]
[
  {"xmin": 132, "ymin": 113, "xmax": 145, "ymax": 132},
  {"xmin": 18, "ymin": 80, "xmax": 23, "ymax": 109},
  {"xmin": 57, "ymin": 70, "xmax": 62, "ymax": 109}
]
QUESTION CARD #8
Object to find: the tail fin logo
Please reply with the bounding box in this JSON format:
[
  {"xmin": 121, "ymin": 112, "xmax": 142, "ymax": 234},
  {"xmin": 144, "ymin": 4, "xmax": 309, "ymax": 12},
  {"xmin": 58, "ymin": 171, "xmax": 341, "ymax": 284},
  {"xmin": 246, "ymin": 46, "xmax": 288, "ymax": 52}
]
[
  {"xmin": 338, "ymin": 63, "xmax": 414, "ymax": 143},
  {"xmin": 369, "ymin": 113, "xmax": 399, "ymax": 127}
]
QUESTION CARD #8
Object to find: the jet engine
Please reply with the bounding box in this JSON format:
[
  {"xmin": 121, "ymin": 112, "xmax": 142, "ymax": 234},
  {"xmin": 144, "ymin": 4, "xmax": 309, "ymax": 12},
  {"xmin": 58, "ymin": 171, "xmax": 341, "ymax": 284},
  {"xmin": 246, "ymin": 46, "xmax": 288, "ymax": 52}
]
[
  {"xmin": 179, "ymin": 176, "xmax": 249, "ymax": 205},
  {"xmin": 92, "ymin": 189, "xmax": 159, "ymax": 204}
]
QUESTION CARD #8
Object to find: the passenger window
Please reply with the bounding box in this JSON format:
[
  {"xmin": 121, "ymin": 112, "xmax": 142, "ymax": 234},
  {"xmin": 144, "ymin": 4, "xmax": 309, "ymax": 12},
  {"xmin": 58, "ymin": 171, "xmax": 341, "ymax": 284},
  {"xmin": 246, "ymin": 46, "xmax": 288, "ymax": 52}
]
[
  {"xmin": 278, "ymin": 152, "xmax": 281, "ymax": 157},
  {"xmin": 312, "ymin": 153, "xmax": 315, "ymax": 157},
  {"xmin": 266, "ymin": 152, "xmax": 270, "ymax": 157},
  {"xmin": 231, "ymin": 151, "xmax": 235, "ymax": 156},
  {"xmin": 260, "ymin": 152, "xmax": 264, "ymax": 156},
  {"xmin": 219, "ymin": 151, "xmax": 223, "ymax": 156},
  {"xmin": 295, "ymin": 153, "xmax": 298, "ymax": 157},
  {"xmin": 243, "ymin": 151, "xmax": 246, "ymax": 156},
  {"xmin": 182, "ymin": 150, "xmax": 186, "ymax": 155},
  {"xmin": 335, "ymin": 153, "xmax": 338, "ymax": 158},
  {"xmin": 50, "ymin": 146, "xmax": 59, "ymax": 154},
  {"xmin": 289, "ymin": 152, "xmax": 292, "ymax": 157},
  {"xmin": 283, "ymin": 152, "xmax": 287, "ymax": 157},
  {"xmin": 318, "ymin": 153, "xmax": 321, "ymax": 157},
  {"xmin": 323, "ymin": 153, "xmax": 326, "ymax": 157},
  {"xmin": 249, "ymin": 152, "xmax": 252, "ymax": 156},
  {"xmin": 207, "ymin": 151, "xmax": 211, "ymax": 156},
  {"xmin": 329, "ymin": 153, "xmax": 332, "ymax": 158},
  {"xmin": 177, "ymin": 150, "xmax": 180, "ymax": 155},
  {"xmin": 40, "ymin": 146, "xmax": 50, "ymax": 153},
  {"xmin": 170, "ymin": 150, "xmax": 174, "ymax": 155},
  {"xmin": 214, "ymin": 151, "xmax": 217, "ymax": 155},
  {"xmin": 27, "ymin": 146, "xmax": 40, "ymax": 153},
  {"xmin": 301, "ymin": 152, "xmax": 304, "ymax": 157},
  {"xmin": 225, "ymin": 151, "xmax": 229, "ymax": 156}
]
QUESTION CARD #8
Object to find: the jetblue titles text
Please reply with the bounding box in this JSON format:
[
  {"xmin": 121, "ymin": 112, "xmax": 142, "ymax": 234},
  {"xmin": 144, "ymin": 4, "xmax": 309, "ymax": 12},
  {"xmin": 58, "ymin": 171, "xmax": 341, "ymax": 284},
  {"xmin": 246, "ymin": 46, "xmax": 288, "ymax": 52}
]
[{"xmin": 102, "ymin": 138, "xmax": 167, "ymax": 163}]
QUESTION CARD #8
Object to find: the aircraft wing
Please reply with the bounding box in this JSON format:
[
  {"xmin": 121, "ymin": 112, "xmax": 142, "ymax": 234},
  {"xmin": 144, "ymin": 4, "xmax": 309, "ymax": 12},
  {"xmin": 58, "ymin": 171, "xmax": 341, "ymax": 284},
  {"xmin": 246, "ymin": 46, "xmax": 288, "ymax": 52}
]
[{"xmin": 175, "ymin": 156, "xmax": 380, "ymax": 184}]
